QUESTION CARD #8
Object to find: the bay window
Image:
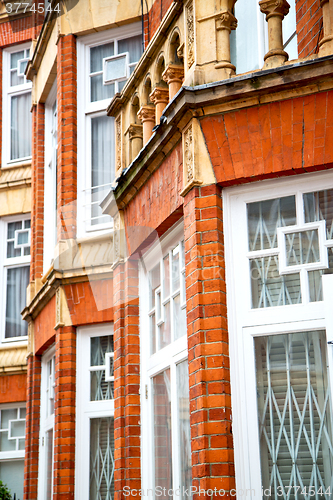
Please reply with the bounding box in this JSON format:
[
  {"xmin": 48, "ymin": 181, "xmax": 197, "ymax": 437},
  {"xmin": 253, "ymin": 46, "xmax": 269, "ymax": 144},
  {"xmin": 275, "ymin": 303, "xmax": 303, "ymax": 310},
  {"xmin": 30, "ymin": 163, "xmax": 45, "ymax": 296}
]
[
  {"xmin": 224, "ymin": 172, "xmax": 333, "ymax": 498},
  {"xmin": 140, "ymin": 222, "xmax": 192, "ymax": 499},
  {"xmin": 0, "ymin": 404, "xmax": 26, "ymax": 500},
  {"xmin": 0, "ymin": 217, "xmax": 31, "ymax": 342},
  {"xmin": 76, "ymin": 324, "xmax": 115, "ymax": 500},
  {"xmin": 2, "ymin": 44, "xmax": 32, "ymax": 166},
  {"xmin": 77, "ymin": 26, "xmax": 142, "ymax": 236}
]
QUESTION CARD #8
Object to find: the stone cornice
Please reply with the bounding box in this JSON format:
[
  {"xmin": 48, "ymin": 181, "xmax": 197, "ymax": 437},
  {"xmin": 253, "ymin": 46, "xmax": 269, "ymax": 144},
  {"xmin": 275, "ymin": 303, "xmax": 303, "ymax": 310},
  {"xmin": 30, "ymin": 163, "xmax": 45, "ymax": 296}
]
[{"xmin": 101, "ymin": 55, "xmax": 333, "ymax": 213}]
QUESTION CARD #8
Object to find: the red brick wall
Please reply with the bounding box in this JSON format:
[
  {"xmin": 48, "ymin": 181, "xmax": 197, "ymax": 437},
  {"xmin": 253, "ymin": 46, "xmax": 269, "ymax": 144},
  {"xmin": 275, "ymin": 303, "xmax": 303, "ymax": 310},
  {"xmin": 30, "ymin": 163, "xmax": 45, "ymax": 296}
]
[
  {"xmin": 64, "ymin": 280, "xmax": 114, "ymax": 326},
  {"xmin": 24, "ymin": 355, "xmax": 41, "ymax": 500},
  {"xmin": 184, "ymin": 185, "xmax": 235, "ymax": 495},
  {"xmin": 200, "ymin": 91, "xmax": 333, "ymax": 186},
  {"xmin": 57, "ymin": 35, "xmax": 77, "ymax": 241},
  {"xmin": 0, "ymin": 16, "xmax": 34, "ymax": 47},
  {"xmin": 296, "ymin": 0, "xmax": 322, "ymax": 57},
  {"xmin": 113, "ymin": 259, "xmax": 141, "ymax": 500},
  {"xmin": 144, "ymin": 0, "xmax": 174, "ymax": 47},
  {"xmin": 54, "ymin": 326, "xmax": 76, "ymax": 500},
  {"xmin": 0, "ymin": 373, "xmax": 26, "ymax": 403},
  {"xmin": 34, "ymin": 295, "xmax": 56, "ymax": 354},
  {"xmin": 124, "ymin": 142, "xmax": 183, "ymax": 255}
]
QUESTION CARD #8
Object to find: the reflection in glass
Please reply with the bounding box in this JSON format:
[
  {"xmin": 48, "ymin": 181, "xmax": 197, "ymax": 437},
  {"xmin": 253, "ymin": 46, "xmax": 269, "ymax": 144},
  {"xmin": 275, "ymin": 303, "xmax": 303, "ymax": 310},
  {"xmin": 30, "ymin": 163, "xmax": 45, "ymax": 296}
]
[{"xmin": 177, "ymin": 360, "xmax": 192, "ymax": 495}]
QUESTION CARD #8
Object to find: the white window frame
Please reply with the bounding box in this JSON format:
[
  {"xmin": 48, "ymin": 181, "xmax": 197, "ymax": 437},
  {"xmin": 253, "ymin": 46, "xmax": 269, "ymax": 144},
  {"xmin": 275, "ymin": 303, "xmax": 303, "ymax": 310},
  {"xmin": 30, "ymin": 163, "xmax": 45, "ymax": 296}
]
[
  {"xmin": 140, "ymin": 221, "xmax": 191, "ymax": 497},
  {"xmin": 0, "ymin": 214, "xmax": 31, "ymax": 344},
  {"xmin": 0, "ymin": 402, "xmax": 26, "ymax": 500},
  {"xmin": 37, "ymin": 345, "xmax": 55, "ymax": 500},
  {"xmin": 43, "ymin": 81, "xmax": 58, "ymax": 275},
  {"xmin": 77, "ymin": 24, "xmax": 141, "ymax": 238},
  {"xmin": 76, "ymin": 323, "xmax": 114, "ymax": 500},
  {"xmin": 223, "ymin": 171, "xmax": 333, "ymax": 498},
  {"xmin": 2, "ymin": 43, "xmax": 32, "ymax": 167}
]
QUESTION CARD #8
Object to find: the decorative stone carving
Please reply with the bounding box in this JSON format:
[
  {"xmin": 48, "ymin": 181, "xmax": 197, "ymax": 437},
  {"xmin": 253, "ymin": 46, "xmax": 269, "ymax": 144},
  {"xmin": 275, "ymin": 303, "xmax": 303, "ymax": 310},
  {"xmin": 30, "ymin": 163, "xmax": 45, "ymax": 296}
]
[
  {"xmin": 319, "ymin": 0, "xmax": 333, "ymax": 56},
  {"xmin": 27, "ymin": 321, "xmax": 34, "ymax": 356},
  {"xmin": 215, "ymin": 0, "xmax": 237, "ymax": 77},
  {"xmin": 115, "ymin": 115, "xmax": 122, "ymax": 174},
  {"xmin": 259, "ymin": 0, "xmax": 290, "ymax": 68},
  {"xmin": 149, "ymin": 86, "xmax": 169, "ymax": 125},
  {"xmin": 137, "ymin": 105, "xmax": 155, "ymax": 144},
  {"xmin": 186, "ymin": 1, "xmax": 195, "ymax": 69},
  {"xmin": 127, "ymin": 124, "xmax": 143, "ymax": 140},
  {"xmin": 162, "ymin": 64, "xmax": 184, "ymax": 100},
  {"xmin": 55, "ymin": 287, "xmax": 64, "ymax": 329},
  {"xmin": 184, "ymin": 124, "xmax": 195, "ymax": 183}
]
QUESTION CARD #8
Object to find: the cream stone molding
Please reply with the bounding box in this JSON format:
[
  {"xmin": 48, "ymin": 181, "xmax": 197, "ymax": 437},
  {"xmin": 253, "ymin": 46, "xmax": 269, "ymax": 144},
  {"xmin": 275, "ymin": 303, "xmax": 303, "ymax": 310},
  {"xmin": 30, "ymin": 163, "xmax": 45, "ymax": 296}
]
[
  {"xmin": 137, "ymin": 105, "xmax": 155, "ymax": 123},
  {"xmin": 27, "ymin": 321, "xmax": 34, "ymax": 357},
  {"xmin": 126, "ymin": 124, "xmax": 143, "ymax": 140},
  {"xmin": 181, "ymin": 117, "xmax": 216, "ymax": 197},
  {"xmin": 116, "ymin": 115, "xmax": 122, "ymax": 175},
  {"xmin": 113, "ymin": 210, "xmax": 125, "ymax": 265},
  {"xmin": 259, "ymin": 0, "xmax": 290, "ymax": 68},
  {"xmin": 0, "ymin": 344, "xmax": 28, "ymax": 372},
  {"xmin": 319, "ymin": 0, "xmax": 333, "ymax": 56},
  {"xmin": 149, "ymin": 87, "xmax": 169, "ymax": 105},
  {"xmin": 186, "ymin": 1, "xmax": 195, "ymax": 69},
  {"xmin": 55, "ymin": 286, "xmax": 72, "ymax": 330}
]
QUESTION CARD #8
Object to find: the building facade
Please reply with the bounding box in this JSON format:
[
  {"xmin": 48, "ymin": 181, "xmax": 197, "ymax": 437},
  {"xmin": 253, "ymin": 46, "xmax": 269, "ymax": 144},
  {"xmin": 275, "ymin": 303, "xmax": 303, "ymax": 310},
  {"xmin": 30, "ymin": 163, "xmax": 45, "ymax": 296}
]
[{"xmin": 21, "ymin": 0, "xmax": 333, "ymax": 499}]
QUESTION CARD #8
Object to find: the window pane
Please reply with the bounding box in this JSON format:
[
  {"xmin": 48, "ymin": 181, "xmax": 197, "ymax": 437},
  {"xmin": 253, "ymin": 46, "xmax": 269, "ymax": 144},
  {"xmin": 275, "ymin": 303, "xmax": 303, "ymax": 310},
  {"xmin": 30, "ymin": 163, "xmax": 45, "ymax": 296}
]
[
  {"xmin": 172, "ymin": 245, "xmax": 180, "ymax": 292},
  {"xmin": 304, "ymin": 189, "xmax": 333, "ymax": 240},
  {"xmin": 151, "ymin": 313, "xmax": 156, "ymax": 355},
  {"xmin": 174, "ymin": 294, "xmax": 186, "ymax": 340},
  {"xmin": 91, "ymin": 335, "xmax": 113, "ymax": 366},
  {"xmin": 308, "ymin": 250, "xmax": 333, "ymax": 302},
  {"xmin": 153, "ymin": 369, "xmax": 172, "ymax": 499},
  {"xmin": 91, "ymin": 74, "xmax": 115, "ymax": 102},
  {"xmin": 247, "ymin": 196, "xmax": 296, "ymax": 251},
  {"xmin": 177, "ymin": 360, "xmax": 192, "ymax": 495},
  {"xmin": 90, "ymin": 370, "xmax": 114, "ymax": 401},
  {"xmin": 118, "ymin": 35, "xmax": 142, "ymax": 63},
  {"xmin": 282, "ymin": 0, "xmax": 297, "ymax": 59},
  {"xmin": 90, "ymin": 43, "xmax": 114, "ymax": 72},
  {"xmin": 90, "ymin": 417, "xmax": 114, "ymax": 500},
  {"xmin": 0, "ymin": 460, "xmax": 24, "ymax": 500},
  {"xmin": 250, "ymin": 256, "xmax": 301, "ymax": 308},
  {"xmin": 5, "ymin": 266, "xmax": 30, "ymax": 338},
  {"xmin": 105, "ymin": 55, "xmax": 127, "ymax": 82},
  {"xmin": 11, "ymin": 93, "xmax": 32, "ymax": 160},
  {"xmin": 149, "ymin": 264, "xmax": 160, "ymax": 309},
  {"xmin": 90, "ymin": 335, "xmax": 114, "ymax": 401},
  {"xmin": 255, "ymin": 331, "xmax": 333, "ymax": 494},
  {"xmin": 91, "ymin": 115, "xmax": 114, "ymax": 225},
  {"xmin": 11, "ymin": 51, "xmax": 24, "ymax": 69},
  {"xmin": 46, "ymin": 428, "xmax": 54, "ymax": 500},
  {"xmin": 159, "ymin": 301, "xmax": 171, "ymax": 349},
  {"xmin": 163, "ymin": 254, "xmax": 170, "ymax": 298},
  {"xmin": 285, "ymin": 229, "xmax": 320, "ymax": 266},
  {"xmin": 230, "ymin": 0, "xmax": 261, "ymax": 73}
]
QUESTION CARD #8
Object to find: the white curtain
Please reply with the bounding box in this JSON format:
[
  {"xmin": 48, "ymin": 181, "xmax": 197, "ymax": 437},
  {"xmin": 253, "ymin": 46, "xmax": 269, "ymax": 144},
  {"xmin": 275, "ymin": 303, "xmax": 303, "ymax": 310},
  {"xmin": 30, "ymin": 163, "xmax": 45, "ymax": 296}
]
[
  {"xmin": 11, "ymin": 92, "xmax": 31, "ymax": 160},
  {"xmin": 5, "ymin": 266, "xmax": 29, "ymax": 338}
]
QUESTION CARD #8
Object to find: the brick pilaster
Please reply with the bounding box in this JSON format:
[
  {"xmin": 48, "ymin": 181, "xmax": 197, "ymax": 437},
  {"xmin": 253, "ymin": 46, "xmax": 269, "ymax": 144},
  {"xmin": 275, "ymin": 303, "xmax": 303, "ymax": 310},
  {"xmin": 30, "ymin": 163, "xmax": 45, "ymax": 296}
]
[
  {"xmin": 113, "ymin": 259, "xmax": 141, "ymax": 500},
  {"xmin": 30, "ymin": 103, "xmax": 45, "ymax": 281},
  {"xmin": 54, "ymin": 326, "xmax": 76, "ymax": 500},
  {"xmin": 184, "ymin": 185, "xmax": 235, "ymax": 497},
  {"xmin": 24, "ymin": 355, "xmax": 42, "ymax": 500},
  {"xmin": 57, "ymin": 35, "xmax": 77, "ymax": 241}
]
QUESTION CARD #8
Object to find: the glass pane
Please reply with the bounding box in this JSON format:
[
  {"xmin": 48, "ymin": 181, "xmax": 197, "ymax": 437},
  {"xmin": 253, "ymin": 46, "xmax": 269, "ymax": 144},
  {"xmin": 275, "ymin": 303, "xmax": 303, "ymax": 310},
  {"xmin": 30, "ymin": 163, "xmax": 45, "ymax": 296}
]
[
  {"xmin": 90, "ymin": 370, "xmax": 114, "ymax": 401},
  {"xmin": 105, "ymin": 55, "xmax": 127, "ymax": 81},
  {"xmin": 149, "ymin": 264, "xmax": 160, "ymax": 309},
  {"xmin": 17, "ymin": 230, "xmax": 29, "ymax": 245},
  {"xmin": 304, "ymin": 189, "xmax": 333, "ymax": 240},
  {"xmin": 24, "ymin": 219, "xmax": 31, "ymax": 229},
  {"xmin": 250, "ymin": 256, "xmax": 301, "ymax": 308},
  {"xmin": 159, "ymin": 301, "xmax": 171, "ymax": 349},
  {"xmin": 285, "ymin": 229, "xmax": 320, "ymax": 266},
  {"xmin": 90, "ymin": 417, "xmax": 114, "ymax": 500},
  {"xmin": 46, "ymin": 428, "xmax": 54, "ymax": 500},
  {"xmin": 10, "ymin": 420, "xmax": 25, "ymax": 438},
  {"xmin": 118, "ymin": 35, "xmax": 142, "ymax": 63},
  {"xmin": 0, "ymin": 460, "xmax": 24, "ymax": 500},
  {"xmin": 308, "ymin": 249, "xmax": 333, "ymax": 302},
  {"xmin": 11, "ymin": 51, "xmax": 24, "ymax": 69},
  {"xmin": 11, "ymin": 70, "xmax": 24, "ymax": 87},
  {"xmin": 177, "ymin": 360, "xmax": 192, "ymax": 495},
  {"xmin": 231, "ymin": 0, "xmax": 261, "ymax": 73},
  {"xmin": 91, "ymin": 74, "xmax": 115, "ymax": 102},
  {"xmin": 118, "ymin": 80, "xmax": 126, "ymax": 92},
  {"xmin": 91, "ymin": 115, "xmax": 114, "ymax": 225},
  {"xmin": 172, "ymin": 245, "xmax": 180, "ymax": 292},
  {"xmin": 153, "ymin": 369, "xmax": 172, "ymax": 499},
  {"xmin": 90, "ymin": 42, "xmax": 114, "ymax": 72},
  {"xmin": 91, "ymin": 335, "xmax": 113, "ymax": 366},
  {"xmin": 151, "ymin": 313, "xmax": 156, "ymax": 355},
  {"xmin": 163, "ymin": 255, "xmax": 170, "ymax": 298},
  {"xmin": 247, "ymin": 196, "xmax": 296, "ymax": 251},
  {"xmin": 11, "ymin": 93, "xmax": 32, "ymax": 160},
  {"xmin": 7, "ymin": 241, "xmax": 20, "ymax": 258},
  {"xmin": 282, "ymin": 0, "xmax": 297, "ymax": 59},
  {"xmin": 181, "ymin": 240, "xmax": 185, "ymax": 268},
  {"xmin": 8, "ymin": 221, "xmax": 22, "ymax": 239},
  {"xmin": 255, "ymin": 331, "xmax": 333, "ymax": 495},
  {"xmin": 174, "ymin": 294, "xmax": 186, "ymax": 340},
  {"xmin": 5, "ymin": 266, "xmax": 30, "ymax": 338},
  {"xmin": 1, "ymin": 409, "xmax": 17, "ymax": 429}
]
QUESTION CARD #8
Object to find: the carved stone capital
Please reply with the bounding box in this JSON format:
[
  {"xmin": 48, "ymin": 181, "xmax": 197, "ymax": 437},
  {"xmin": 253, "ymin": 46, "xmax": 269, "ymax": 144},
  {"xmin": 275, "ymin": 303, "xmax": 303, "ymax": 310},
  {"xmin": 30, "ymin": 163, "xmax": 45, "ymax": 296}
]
[
  {"xmin": 259, "ymin": 0, "xmax": 290, "ymax": 20},
  {"xmin": 149, "ymin": 87, "xmax": 169, "ymax": 105},
  {"xmin": 126, "ymin": 123, "xmax": 143, "ymax": 140},
  {"xmin": 162, "ymin": 64, "xmax": 184, "ymax": 85},
  {"xmin": 137, "ymin": 105, "xmax": 155, "ymax": 123},
  {"xmin": 216, "ymin": 10, "xmax": 238, "ymax": 31}
]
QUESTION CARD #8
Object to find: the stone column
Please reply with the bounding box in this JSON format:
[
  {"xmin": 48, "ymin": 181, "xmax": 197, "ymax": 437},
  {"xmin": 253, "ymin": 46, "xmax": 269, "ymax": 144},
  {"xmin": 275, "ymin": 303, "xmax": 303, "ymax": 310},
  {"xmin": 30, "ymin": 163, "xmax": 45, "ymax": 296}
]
[
  {"xmin": 259, "ymin": 0, "xmax": 290, "ymax": 68},
  {"xmin": 149, "ymin": 87, "xmax": 169, "ymax": 125},
  {"xmin": 215, "ymin": 0, "xmax": 238, "ymax": 78},
  {"xmin": 162, "ymin": 64, "xmax": 184, "ymax": 100},
  {"xmin": 137, "ymin": 106, "xmax": 156, "ymax": 145},
  {"xmin": 319, "ymin": 0, "xmax": 333, "ymax": 56},
  {"xmin": 126, "ymin": 124, "xmax": 143, "ymax": 162}
]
